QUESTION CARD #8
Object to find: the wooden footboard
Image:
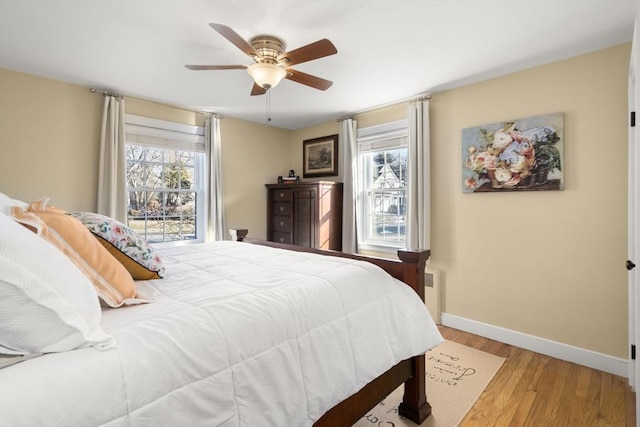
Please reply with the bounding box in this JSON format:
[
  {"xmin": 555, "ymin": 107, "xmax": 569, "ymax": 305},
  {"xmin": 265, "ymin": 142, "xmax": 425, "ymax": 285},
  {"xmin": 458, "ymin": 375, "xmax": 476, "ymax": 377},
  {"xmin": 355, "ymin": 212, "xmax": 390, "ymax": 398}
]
[{"xmin": 231, "ymin": 229, "xmax": 432, "ymax": 425}]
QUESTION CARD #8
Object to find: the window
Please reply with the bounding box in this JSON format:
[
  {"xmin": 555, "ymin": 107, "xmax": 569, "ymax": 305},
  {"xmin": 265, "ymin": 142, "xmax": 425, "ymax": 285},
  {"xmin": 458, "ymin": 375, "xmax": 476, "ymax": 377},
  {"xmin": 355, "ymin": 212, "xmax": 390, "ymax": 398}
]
[
  {"xmin": 125, "ymin": 115, "xmax": 205, "ymax": 244},
  {"xmin": 357, "ymin": 120, "xmax": 408, "ymax": 251}
]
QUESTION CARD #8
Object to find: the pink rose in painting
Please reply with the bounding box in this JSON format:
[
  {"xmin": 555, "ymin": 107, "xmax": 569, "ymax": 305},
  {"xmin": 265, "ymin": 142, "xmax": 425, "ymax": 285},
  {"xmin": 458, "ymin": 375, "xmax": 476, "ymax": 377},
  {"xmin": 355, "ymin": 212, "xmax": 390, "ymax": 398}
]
[
  {"xmin": 508, "ymin": 130, "xmax": 526, "ymax": 143},
  {"xmin": 465, "ymin": 177, "xmax": 477, "ymax": 189},
  {"xmin": 479, "ymin": 153, "xmax": 497, "ymax": 170}
]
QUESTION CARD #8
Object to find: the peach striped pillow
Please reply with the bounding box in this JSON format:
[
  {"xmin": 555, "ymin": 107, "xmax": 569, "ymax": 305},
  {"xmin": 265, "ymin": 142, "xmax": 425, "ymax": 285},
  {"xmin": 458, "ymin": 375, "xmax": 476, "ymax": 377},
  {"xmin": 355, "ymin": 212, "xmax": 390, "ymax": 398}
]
[{"xmin": 11, "ymin": 199, "xmax": 152, "ymax": 308}]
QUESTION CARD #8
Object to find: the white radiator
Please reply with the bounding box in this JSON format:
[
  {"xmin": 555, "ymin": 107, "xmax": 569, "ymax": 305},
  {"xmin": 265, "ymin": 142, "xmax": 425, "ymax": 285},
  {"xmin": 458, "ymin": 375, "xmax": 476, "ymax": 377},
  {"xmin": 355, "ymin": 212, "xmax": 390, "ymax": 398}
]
[{"xmin": 424, "ymin": 269, "xmax": 441, "ymax": 324}]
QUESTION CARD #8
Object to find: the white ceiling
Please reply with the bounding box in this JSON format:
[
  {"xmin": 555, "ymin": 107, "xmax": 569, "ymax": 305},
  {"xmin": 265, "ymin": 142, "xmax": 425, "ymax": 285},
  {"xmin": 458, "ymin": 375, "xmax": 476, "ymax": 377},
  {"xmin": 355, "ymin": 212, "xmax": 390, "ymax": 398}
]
[{"xmin": 0, "ymin": 1, "xmax": 637, "ymax": 130}]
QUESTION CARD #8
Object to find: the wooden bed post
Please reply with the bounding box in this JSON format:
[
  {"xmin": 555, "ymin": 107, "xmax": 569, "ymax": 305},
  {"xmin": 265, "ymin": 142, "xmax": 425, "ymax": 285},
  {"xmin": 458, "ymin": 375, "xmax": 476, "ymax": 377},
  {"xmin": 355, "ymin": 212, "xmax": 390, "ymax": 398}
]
[
  {"xmin": 397, "ymin": 249, "xmax": 432, "ymax": 424},
  {"xmin": 397, "ymin": 249, "xmax": 429, "ymax": 299}
]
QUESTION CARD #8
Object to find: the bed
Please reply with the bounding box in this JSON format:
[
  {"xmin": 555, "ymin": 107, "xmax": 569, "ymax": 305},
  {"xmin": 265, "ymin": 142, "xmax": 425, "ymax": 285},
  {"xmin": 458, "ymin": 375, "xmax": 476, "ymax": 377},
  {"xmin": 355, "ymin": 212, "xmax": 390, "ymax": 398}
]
[{"xmin": 0, "ymin": 197, "xmax": 443, "ymax": 427}]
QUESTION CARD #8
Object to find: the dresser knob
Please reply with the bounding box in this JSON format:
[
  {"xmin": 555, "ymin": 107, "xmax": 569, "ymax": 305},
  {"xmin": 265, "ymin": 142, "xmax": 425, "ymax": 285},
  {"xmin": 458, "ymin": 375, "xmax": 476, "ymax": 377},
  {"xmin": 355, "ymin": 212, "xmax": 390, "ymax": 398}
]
[
  {"xmin": 279, "ymin": 238, "xmax": 284, "ymax": 242},
  {"xmin": 280, "ymin": 221, "xmax": 284, "ymax": 226},
  {"xmin": 280, "ymin": 206, "xmax": 284, "ymax": 211},
  {"xmin": 279, "ymin": 192, "xmax": 284, "ymax": 198}
]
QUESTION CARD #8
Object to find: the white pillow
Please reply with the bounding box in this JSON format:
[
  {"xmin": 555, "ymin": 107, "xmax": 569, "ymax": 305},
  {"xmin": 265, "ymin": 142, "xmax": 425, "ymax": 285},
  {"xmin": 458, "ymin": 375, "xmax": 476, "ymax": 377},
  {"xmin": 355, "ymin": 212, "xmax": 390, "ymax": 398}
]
[
  {"xmin": 0, "ymin": 192, "xmax": 27, "ymax": 216},
  {"xmin": 0, "ymin": 212, "xmax": 116, "ymax": 355}
]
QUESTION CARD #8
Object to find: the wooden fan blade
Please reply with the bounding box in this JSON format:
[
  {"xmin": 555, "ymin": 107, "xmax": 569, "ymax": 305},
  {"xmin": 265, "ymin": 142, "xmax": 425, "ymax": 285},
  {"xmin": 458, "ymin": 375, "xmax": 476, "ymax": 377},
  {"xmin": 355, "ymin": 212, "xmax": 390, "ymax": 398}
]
[
  {"xmin": 278, "ymin": 39, "xmax": 337, "ymax": 66},
  {"xmin": 250, "ymin": 83, "xmax": 267, "ymax": 96},
  {"xmin": 185, "ymin": 65, "xmax": 247, "ymax": 70},
  {"xmin": 209, "ymin": 23, "xmax": 261, "ymax": 59},
  {"xmin": 285, "ymin": 69, "xmax": 333, "ymax": 91}
]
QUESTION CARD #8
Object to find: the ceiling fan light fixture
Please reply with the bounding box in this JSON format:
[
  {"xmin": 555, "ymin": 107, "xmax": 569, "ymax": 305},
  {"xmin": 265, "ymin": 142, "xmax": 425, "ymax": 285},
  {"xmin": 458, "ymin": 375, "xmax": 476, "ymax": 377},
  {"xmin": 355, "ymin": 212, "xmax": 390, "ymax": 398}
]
[{"xmin": 247, "ymin": 63, "xmax": 286, "ymax": 89}]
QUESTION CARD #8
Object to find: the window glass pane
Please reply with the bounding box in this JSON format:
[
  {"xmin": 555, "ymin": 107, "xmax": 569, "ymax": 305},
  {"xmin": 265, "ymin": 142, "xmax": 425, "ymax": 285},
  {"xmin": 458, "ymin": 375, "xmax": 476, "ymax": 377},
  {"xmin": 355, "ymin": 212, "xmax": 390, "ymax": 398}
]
[
  {"xmin": 127, "ymin": 215, "xmax": 145, "ymax": 237},
  {"xmin": 127, "ymin": 145, "xmax": 144, "ymax": 160},
  {"xmin": 145, "ymin": 219, "xmax": 165, "ymax": 243},
  {"xmin": 181, "ymin": 216, "xmax": 197, "ymax": 240},
  {"xmin": 164, "ymin": 190, "xmax": 180, "ymax": 212},
  {"xmin": 178, "ymin": 151, "xmax": 195, "ymax": 167},
  {"xmin": 147, "ymin": 191, "xmax": 164, "ymax": 218},
  {"xmin": 182, "ymin": 192, "xmax": 196, "ymax": 215},
  {"xmin": 144, "ymin": 165, "xmax": 163, "ymax": 188},
  {"xmin": 164, "ymin": 233, "xmax": 182, "ymax": 242},
  {"xmin": 145, "ymin": 147, "xmax": 164, "ymax": 162},
  {"xmin": 128, "ymin": 191, "xmax": 146, "ymax": 217},
  {"xmin": 181, "ymin": 167, "xmax": 195, "ymax": 189}
]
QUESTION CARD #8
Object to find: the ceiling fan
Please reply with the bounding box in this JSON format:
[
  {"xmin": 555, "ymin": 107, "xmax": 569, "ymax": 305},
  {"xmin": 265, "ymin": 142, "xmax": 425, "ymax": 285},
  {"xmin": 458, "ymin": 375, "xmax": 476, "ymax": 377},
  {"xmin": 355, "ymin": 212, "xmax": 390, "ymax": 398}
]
[{"xmin": 186, "ymin": 23, "xmax": 337, "ymax": 96}]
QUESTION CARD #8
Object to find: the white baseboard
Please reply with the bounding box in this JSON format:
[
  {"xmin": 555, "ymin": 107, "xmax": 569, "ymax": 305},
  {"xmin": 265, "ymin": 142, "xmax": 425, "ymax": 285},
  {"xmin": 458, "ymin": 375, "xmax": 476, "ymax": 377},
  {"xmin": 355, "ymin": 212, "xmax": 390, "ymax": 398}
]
[{"xmin": 441, "ymin": 313, "xmax": 628, "ymax": 378}]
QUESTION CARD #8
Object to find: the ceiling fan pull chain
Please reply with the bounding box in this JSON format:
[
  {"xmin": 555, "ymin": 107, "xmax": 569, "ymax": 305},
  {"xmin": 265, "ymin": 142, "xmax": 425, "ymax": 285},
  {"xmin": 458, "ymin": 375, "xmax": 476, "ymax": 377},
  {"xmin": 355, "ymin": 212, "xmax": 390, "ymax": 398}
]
[{"xmin": 266, "ymin": 86, "xmax": 272, "ymax": 124}]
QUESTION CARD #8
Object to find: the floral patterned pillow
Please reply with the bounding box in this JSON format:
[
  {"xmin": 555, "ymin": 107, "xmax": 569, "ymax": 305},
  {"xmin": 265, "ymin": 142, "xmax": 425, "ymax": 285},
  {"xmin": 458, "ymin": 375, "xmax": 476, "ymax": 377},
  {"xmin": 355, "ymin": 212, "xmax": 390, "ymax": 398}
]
[{"xmin": 70, "ymin": 212, "xmax": 165, "ymax": 280}]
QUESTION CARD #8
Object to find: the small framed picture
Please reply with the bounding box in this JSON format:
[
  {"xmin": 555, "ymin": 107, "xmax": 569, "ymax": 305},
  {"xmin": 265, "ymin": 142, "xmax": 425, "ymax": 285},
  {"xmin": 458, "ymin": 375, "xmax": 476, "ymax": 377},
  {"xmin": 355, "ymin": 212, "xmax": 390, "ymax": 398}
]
[{"xmin": 303, "ymin": 134, "xmax": 338, "ymax": 178}]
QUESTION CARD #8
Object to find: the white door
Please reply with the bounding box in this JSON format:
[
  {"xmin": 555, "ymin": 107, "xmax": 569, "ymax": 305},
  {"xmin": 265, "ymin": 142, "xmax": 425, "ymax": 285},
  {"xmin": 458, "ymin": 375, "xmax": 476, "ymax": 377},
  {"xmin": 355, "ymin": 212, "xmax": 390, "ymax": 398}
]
[
  {"xmin": 630, "ymin": 67, "xmax": 637, "ymax": 391},
  {"xmin": 629, "ymin": 15, "xmax": 640, "ymax": 408}
]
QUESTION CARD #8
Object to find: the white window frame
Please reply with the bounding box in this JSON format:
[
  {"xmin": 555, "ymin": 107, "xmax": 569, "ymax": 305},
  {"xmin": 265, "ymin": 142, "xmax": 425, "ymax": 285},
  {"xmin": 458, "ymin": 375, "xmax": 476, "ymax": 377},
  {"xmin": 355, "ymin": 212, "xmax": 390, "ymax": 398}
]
[
  {"xmin": 124, "ymin": 114, "xmax": 206, "ymax": 246},
  {"xmin": 356, "ymin": 120, "xmax": 409, "ymax": 253}
]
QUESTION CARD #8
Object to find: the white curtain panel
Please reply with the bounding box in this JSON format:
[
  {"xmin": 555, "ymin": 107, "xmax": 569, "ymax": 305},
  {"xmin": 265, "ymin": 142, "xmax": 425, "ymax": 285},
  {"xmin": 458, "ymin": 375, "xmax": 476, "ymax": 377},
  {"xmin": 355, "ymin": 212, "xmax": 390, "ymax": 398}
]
[
  {"xmin": 97, "ymin": 95, "xmax": 127, "ymax": 223},
  {"xmin": 407, "ymin": 99, "xmax": 431, "ymax": 250},
  {"xmin": 205, "ymin": 116, "xmax": 226, "ymax": 241},
  {"xmin": 340, "ymin": 118, "xmax": 359, "ymax": 253}
]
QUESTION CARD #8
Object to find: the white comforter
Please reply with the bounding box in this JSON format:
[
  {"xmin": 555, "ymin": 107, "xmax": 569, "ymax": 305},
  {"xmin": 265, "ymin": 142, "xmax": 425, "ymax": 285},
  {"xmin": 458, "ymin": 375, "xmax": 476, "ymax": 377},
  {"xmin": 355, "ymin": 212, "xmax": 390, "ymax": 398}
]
[{"xmin": 0, "ymin": 241, "xmax": 442, "ymax": 427}]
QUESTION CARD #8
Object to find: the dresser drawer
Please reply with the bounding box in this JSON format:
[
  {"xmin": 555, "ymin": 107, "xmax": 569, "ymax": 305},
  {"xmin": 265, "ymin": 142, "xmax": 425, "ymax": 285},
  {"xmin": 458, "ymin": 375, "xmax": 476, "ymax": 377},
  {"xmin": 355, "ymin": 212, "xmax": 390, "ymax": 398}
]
[
  {"xmin": 271, "ymin": 232, "xmax": 292, "ymax": 244},
  {"xmin": 272, "ymin": 202, "xmax": 291, "ymax": 215},
  {"xmin": 272, "ymin": 189, "xmax": 292, "ymax": 202},
  {"xmin": 272, "ymin": 215, "xmax": 292, "ymax": 232}
]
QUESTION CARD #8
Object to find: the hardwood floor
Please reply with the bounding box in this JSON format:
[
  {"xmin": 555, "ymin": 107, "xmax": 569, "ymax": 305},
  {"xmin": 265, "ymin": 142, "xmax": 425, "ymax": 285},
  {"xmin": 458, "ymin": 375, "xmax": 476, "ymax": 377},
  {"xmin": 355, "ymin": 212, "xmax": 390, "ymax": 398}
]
[{"xmin": 438, "ymin": 325, "xmax": 636, "ymax": 427}]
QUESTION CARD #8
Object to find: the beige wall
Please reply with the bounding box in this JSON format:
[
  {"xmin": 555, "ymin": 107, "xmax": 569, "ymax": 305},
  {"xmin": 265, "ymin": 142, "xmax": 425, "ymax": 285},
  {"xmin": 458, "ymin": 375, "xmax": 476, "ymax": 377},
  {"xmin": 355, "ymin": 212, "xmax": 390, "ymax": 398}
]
[
  {"xmin": 0, "ymin": 69, "xmax": 103, "ymax": 211},
  {"xmin": 220, "ymin": 118, "xmax": 290, "ymax": 240},
  {"xmin": 0, "ymin": 68, "xmax": 291, "ymax": 240},
  {"xmin": 290, "ymin": 43, "xmax": 631, "ymax": 358}
]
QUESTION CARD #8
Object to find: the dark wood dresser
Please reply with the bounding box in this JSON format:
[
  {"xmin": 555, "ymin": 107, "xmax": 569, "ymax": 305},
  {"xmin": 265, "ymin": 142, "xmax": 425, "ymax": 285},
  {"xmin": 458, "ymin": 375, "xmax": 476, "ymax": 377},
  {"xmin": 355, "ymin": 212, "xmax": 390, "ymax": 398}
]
[{"xmin": 266, "ymin": 181, "xmax": 343, "ymax": 250}]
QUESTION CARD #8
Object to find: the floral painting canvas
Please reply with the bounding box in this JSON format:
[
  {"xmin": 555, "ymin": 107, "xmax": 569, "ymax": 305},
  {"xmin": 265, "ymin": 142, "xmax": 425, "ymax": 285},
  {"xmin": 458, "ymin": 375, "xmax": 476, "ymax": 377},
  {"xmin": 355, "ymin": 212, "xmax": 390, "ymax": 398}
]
[{"xmin": 462, "ymin": 113, "xmax": 564, "ymax": 193}]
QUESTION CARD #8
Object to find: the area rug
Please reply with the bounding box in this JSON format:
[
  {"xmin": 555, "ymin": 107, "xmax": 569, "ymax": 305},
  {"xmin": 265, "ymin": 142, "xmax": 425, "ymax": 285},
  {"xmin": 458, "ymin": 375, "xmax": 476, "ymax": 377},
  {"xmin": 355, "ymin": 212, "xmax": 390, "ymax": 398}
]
[{"xmin": 353, "ymin": 340, "xmax": 505, "ymax": 427}]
